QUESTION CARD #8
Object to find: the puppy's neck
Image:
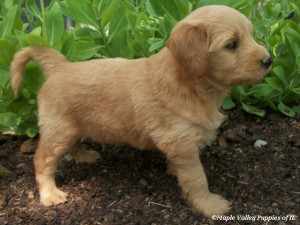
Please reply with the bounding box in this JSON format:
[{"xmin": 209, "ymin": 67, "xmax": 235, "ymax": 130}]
[
  {"xmin": 148, "ymin": 48, "xmax": 230, "ymax": 127},
  {"xmin": 197, "ymin": 76, "xmax": 231, "ymax": 104}
]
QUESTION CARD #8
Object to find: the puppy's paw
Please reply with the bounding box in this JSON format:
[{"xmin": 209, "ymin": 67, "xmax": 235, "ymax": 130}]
[
  {"xmin": 40, "ymin": 188, "xmax": 68, "ymax": 207},
  {"xmin": 74, "ymin": 149, "xmax": 100, "ymax": 164},
  {"xmin": 192, "ymin": 193, "xmax": 231, "ymax": 217}
]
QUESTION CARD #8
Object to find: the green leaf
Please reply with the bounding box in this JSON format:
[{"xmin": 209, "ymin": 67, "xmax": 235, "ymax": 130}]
[
  {"xmin": 30, "ymin": 27, "xmax": 42, "ymax": 36},
  {"xmin": 26, "ymin": 34, "xmax": 51, "ymax": 47},
  {"xmin": 23, "ymin": 67, "xmax": 45, "ymax": 95},
  {"xmin": 0, "ymin": 39, "xmax": 16, "ymax": 66},
  {"xmin": 149, "ymin": 0, "xmax": 188, "ymax": 21},
  {"xmin": 0, "ymin": 63, "xmax": 10, "ymax": 89},
  {"xmin": 15, "ymin": 29, "xmax": 28, "ymax": 47},
  {"xmin": 74, "ymin": 27, "xmax": 95, "ymax": 38},
  {"xmin": 0, "ymin": 5, "xmax": 18, "ymax": 39},
  {"xmin": 12, "ymin": 18, "xmax": 23, "ymax": 35},
  {"xmin": 136, "ymin": 12, "xmax": 148, "ymax": 30},
  {"xmin": 73, "ymin": 41, "xmax": 103, "ymax": 61},
  {"xmin": 242, "ymin": 103, "xmax": 265, "ymax": 117},
  {"xmin": 26, "ymin": 125, "xmax": 39, "ymax": 138},
  {"xmin": 272, "ymin": 66, "xmax": 288, "ymax": 86},
  {"xmin": 149, "ymin": 39, "xmax": 165, "ymax": 52},
  {"xmin": 26, "ymin": 0, "xmax": 42, "ymax": 21},
  {"xmin": 0, "ymin": 112, "xmax": 18, "ymax": 127},
  {"xmin": 278, "ymin": 101, "xmax": 295, "ymax": 117},
  {"xmin": 237, "ymin": 3, "xmax": 252, "ymax": 18},
  {"xmin": 127, "ymin": 37, "xmax": 146, "ymax": 57},
  {"xmin": 264, "ymin": 4, "xmax": 273, "ymax": 18},
  {"xmin": 59, "ymin": 0, "xmax": 98, "ymax": 28},
  {"xmin": 292, "ymin": 88, "xmax": 300, "ymax": 96},
  {"xmin": 291, "ymin": 3, "xmax": 300, "ymax": 20},
  {"xmin": 61, "ymin": 34, "xmax": 76, "ymax": 60},
  {"xmin": 22, "ymin": 88, "xmax": 31, "ymax": 99},
  {"xmin": 222, "ymin": 96, "xmax": 236, "ymax": 110},
  {"xmin": 292, "ymin": 105, "xmax": 300, "ymax": 114},
  {"xmin": 270, "ymin": 34, "xmax": 281, "ymax": 48},
  {"xmin": 45, "ymin": 2, "xmax": 64, "ymax": 46},
  {"xmin": 275, "ymin": 42, "xmax": 286, "ymax": 56},
  {"xmin": 108, "ymin": 0, "xmax": 134, "ymax": 57},
  {"xmin": 125, "ymin": 9, "xmax": 137, "ymax": 30},
  {"xmin": 296, "ymin": 54, "xmax": 300, "ymax": 71},
  {"xmin": 273, "ymin": 3, "xmax": 281, "ymax": 18},
  {"xmin": 145, "ymin": 1, "xmax": 156, "ymax": 16},
  {"xmin": 265, "ymin": 99, "xmax": 277, "ymax": 111},
  {"xmin": 265, "ymin": 77, "xmax": 283, "ymax": 91},
  {"xmin": 249, "ymin": 83, "xmax": 274, "ymax": 98},
  {"xmin": 94, "ymin": 0, "xmax": 112, "ymax": 17},
  {"xmin": 101, "ymin": 0, "xmax": 121, "ymax": 27},
  {"xmin": 231, "ymin": 86, "xmax": 246, "ymax": 101}
]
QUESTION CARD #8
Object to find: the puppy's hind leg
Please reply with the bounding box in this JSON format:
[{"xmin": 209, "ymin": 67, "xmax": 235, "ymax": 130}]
[
  {"xmin": 68, "ymin": 141, "xmax": 100, "ymax": 164},
  {"xmin": 34, "ymin": 125, "xmax": 78, "ymax": 207}
]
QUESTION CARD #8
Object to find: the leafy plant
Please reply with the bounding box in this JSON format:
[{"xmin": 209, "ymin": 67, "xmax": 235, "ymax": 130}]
[
  {"xmin": 0, "ymin": 0, "xmax": 299, "ymax": 138},
  {"xmin": 219, "ymin": 0, "xmax": 300, "ymax": 117}
]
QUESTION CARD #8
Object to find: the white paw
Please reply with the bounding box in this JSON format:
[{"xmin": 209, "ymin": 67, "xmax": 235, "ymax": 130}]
[
  {"xmin": 40, "ymin": 188, "xmax": 68, "ymax": 207},
  {"xmin": 74, "ymin": 149, "xmax": 100, "ymax": 164},
  {"xmin": 191, "ymin": 193, "xmax": 231, "ymax": 217}
]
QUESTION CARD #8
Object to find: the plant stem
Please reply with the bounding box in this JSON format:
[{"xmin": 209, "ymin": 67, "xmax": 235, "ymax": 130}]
[
  {"xmin": 99, "ymin": 25, "xmax": 113, "ymax": 58},
  {"xmin": 40, "ymin": 0, "xmax": 47, "ymax": 40},
  {"xmin": 92, "ymin": 6, "xmax": 112, "ymax": 58},
  {"xmin": 136, "ymin": 0, "xmax": 140, "ymax": 13}
]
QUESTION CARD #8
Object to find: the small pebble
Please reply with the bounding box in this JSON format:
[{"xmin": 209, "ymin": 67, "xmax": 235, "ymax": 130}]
[
  {"xmin": 254, "ymin": 140, "xmax": 268, "ymax": 148},
  {"xmin": 27, "ymin": 191, "xmax": 34, "ymax": 199},
  {"xmin": 16, "ymin": 163, "xmax": 26, "ymax": 168},
  {"xmin": 274, "ymin": 208, "xmax": 281, "ymax": 215},
  {"xmin": 139, "ymin": 179, "xmax": 148, "ymax": 186}
]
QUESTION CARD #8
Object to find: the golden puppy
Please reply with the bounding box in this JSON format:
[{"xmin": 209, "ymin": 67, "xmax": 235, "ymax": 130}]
[{"xmin": 10, "ymin": 5, "xmax": 271, "ymax": 217}]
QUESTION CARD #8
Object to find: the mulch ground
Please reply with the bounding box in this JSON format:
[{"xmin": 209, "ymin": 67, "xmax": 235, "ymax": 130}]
[{"xmin": 0, "ymin": 108, "xmax": 299, "ymax": 225}]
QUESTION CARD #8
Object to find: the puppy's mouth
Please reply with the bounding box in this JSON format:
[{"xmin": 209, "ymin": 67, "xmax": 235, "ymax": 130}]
[
  {"xmin": 257, "ymin": 64, "xmax": 272, "ymax": 81},
  {"xmin": 225, "ymin": 67, "xmax": 271, "ymax": 86},
  {"xmin": 248, "ymin": 71, "xmax": 269, "ymax": 85}
]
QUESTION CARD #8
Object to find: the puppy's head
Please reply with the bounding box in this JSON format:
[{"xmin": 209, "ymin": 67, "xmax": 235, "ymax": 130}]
[{"xmin": 166, "ymin": 5, "xmax": 272, "ymax": 86}]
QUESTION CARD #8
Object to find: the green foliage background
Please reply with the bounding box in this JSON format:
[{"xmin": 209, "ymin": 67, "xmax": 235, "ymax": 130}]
[{"xmin": 0, "ymin": 0, "xmax": 299, "ymax": 137}]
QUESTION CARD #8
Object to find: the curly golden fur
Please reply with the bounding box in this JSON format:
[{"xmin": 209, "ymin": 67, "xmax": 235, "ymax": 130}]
[{"xmin": 10, "ymin": 5, "xmax": 271, "ymax": 217}]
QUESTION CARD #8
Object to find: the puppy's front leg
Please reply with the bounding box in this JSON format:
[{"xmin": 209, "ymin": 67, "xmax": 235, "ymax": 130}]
[{"xmin": 167, "ymin": 148, "xmax": 230, "ymax": 217}]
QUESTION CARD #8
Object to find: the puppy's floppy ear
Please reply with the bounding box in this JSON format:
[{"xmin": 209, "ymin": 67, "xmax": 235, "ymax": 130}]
[{"xmin": 166, "ymin": 23, "xmax": 209, "ymax": 79}]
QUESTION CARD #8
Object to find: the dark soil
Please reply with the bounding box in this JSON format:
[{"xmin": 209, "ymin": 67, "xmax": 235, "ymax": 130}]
[{"xmin": 0, "ymin": 108, "xmax": 299, "ymax": 225}]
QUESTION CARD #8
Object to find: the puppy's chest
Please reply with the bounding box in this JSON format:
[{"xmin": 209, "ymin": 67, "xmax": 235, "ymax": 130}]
[
  {"xmin": 185, "ymin": 111, "xmax": 225, "ymax": 147},
  {"xmin": 182, "ymin": 106, "xmax": 225, "ymax": 128},
  {"xmin": 154, "ymin": 109, "xmax": 223, "ymax": 146}
]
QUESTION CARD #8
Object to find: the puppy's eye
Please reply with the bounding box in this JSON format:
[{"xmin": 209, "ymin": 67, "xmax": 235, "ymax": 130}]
[{"xmin": 226, "ymin": 42, "xmax": 238, "ymax": 50}]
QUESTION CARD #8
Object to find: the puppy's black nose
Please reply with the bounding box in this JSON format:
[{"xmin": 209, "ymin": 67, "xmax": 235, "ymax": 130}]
[{"xmin": 261, "ymin": 56, "xmax": 272, "ymax": 69}]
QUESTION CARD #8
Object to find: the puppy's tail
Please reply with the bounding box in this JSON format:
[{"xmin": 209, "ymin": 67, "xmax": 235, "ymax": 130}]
[{"xmin": 10, "ymin": 46, "xmax": 68, "ymax": 97}]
